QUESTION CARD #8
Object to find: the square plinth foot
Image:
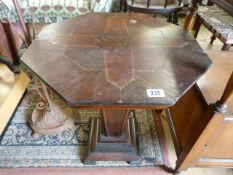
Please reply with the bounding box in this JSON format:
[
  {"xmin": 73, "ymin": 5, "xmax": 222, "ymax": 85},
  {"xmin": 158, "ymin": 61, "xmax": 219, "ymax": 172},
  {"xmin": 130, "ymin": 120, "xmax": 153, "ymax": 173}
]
[{"xmin": 84, "ymin": 115, "xmax": 141, "ymax": 163}]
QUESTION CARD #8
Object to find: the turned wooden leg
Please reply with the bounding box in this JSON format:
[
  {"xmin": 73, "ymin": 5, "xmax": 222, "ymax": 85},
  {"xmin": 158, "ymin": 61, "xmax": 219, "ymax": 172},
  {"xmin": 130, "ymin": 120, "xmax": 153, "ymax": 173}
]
[
  {"xmin": 221, "ymin": 43, "xmax": 231, "ymax": 51},
  {"xmin": 210, "ymin": 34, "xmax": 216, "ymax": 45},
  {"xmin": 184, "ymin": 0, "xmax": 202, "ymax": 31},
  {"xmin": 85, "ymin": 109, "xmax": 140, "ymax": 162},
  {"xmin": 210, "ymin": 30, "xmax": 217, "ymax": 45}
]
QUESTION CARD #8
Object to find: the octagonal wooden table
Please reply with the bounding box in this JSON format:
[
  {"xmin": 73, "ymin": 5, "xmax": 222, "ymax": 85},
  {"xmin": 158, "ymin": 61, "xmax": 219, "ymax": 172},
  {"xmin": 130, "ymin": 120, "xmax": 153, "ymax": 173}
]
[{"xmin": 21, "ymin": 13, "xmax": 212, "ymax": 163}]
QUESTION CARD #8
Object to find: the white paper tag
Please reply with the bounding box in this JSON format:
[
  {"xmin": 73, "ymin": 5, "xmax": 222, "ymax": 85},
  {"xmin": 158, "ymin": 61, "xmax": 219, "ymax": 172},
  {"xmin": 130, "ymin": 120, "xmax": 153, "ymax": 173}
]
[{"xmin": 146, "ymin": 89, "xmax": 165, "ymax": 97}]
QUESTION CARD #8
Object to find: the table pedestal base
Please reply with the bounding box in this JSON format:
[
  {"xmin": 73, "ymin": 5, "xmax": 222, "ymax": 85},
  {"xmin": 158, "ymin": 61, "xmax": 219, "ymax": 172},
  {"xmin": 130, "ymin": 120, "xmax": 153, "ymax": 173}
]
[{"xmin": 85, "ymin": 109, "xmax": 141, "ymax": 163}]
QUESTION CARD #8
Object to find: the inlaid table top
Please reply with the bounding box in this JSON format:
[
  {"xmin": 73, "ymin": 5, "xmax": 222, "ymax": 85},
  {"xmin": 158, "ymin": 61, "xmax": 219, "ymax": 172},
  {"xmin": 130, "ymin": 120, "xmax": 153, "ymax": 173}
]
[{"xmin": 21, "ymin": 13, "xmax": 212, "ymax": 108}]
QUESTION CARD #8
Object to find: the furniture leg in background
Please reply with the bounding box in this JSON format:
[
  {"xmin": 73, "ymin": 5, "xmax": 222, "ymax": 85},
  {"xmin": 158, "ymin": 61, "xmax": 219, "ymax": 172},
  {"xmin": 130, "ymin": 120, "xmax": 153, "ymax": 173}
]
[
  {"xmin": 125, "ymin": 0, "xmax": 184, "ymax": 24},
  {"xmin": 188, "ymin": 0, "xmax": 233, "ymax": 51},
  {"xmin": 184, "ymin": 0, "xmax": 202, "ymax": 30}
]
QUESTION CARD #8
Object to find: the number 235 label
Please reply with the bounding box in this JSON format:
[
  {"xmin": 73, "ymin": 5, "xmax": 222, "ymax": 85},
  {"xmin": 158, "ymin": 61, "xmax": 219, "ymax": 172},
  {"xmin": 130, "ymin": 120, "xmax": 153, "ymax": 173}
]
[{"xmin": 146, "ymin": 89, "xmax": 165, "ymax": 97}]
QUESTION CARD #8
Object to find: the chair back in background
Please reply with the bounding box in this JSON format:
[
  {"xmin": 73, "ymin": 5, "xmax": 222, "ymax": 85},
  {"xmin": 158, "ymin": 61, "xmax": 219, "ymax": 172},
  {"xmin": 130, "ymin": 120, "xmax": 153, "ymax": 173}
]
[{"xmin": 0, "ymin": 0, "xmax": 31, "ymax": 72}]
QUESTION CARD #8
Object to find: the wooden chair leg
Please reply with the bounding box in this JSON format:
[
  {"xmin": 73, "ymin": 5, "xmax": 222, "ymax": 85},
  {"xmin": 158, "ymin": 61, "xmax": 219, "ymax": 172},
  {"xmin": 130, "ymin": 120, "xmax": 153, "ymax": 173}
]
[
  {"xmin": 210, "ymin": 32, "xmax": 216, "ymax": 45},
  {"xmin": 192, "ymin": 14, "xmax": 202, "ymax": 39},
  {"xmin": 207, "ymin": 1, "xmax": 214, "ymax": 6},
  {"xmin": 221, "ymin": 43, "xmax": 231, "ymax": 51},
  {"xmin": 168, "ymin": 14, "xmax": 173, "ymax": 23},
  {"xmin": 173, "ymin": 12, "xmax": 179, "ymax": 25},
  {"xmin": 120, "ymin": 0, "xmax": 124, "ymax": 11},
  {"xmin": 120, "ymin": 0, "xmax": 127, "ymax": 12}
]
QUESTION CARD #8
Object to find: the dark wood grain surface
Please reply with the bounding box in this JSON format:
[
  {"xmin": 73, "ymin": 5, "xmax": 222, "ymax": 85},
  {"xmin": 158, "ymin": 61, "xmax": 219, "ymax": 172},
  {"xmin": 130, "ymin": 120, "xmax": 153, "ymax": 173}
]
[{"xmin": 21, "ymin": 13, "xmax": 212, "ymax": 108}]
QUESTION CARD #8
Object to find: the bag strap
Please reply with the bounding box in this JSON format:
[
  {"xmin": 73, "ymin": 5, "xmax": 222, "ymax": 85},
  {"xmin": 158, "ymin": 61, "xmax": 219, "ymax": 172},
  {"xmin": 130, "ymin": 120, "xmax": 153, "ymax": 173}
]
[
  {"xmin": 41, "ymin": 80, "xmax": 53, "ymax": 107},
  {"xmin": 35, "ymin": 77, "xmax": 63, "ymax": 123},
  {"xmin": 35, "ymin": 78, "xmax": 45, "ymax": 101},
  {"xmin": 35, "ymin": 77, "xmax": 53, "ymax": 108}
]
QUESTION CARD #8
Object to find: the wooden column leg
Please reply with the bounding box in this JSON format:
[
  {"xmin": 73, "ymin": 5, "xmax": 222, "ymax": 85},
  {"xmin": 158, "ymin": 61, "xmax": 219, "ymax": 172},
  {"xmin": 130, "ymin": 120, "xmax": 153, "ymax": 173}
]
[
  {"xmin": 221, "ymin": 43, "xmax": 231, "ymax": 51},
  {"xmin": 85, "ymin": 109, "xmax": 140, "ymax": 163}
]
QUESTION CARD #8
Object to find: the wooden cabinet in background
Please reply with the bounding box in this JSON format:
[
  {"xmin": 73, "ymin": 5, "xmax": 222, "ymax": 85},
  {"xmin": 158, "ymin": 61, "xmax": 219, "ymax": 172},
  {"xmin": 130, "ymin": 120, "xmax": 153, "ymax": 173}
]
[{"xmin": 167, "ymin": 51, "xmax": 233, "ymax": 173}]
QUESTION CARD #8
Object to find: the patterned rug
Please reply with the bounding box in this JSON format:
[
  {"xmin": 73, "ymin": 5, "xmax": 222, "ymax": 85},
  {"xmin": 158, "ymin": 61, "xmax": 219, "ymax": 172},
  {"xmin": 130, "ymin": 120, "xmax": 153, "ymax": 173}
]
[{"xmin": 0, "ymin": 67, "xmax": 167, "ymax": 168}]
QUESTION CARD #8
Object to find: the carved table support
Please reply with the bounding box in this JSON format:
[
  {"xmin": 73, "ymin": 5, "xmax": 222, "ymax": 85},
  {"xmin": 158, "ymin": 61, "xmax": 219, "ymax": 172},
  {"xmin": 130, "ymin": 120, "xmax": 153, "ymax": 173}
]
[
  {"xmin": 85, "ymin": 109, "xmax": 140, "ymax": 163},
  {"xmin": 184, "ymin": 0, "xmax": 202, "ymax": 31}
]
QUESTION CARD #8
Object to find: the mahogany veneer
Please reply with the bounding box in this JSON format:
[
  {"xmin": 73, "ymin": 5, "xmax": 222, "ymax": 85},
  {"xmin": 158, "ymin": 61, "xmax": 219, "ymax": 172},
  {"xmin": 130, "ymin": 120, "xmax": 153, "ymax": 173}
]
[{"xmin": 21, "ymin": 13, "xmax": 211, "ymax": 163}]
